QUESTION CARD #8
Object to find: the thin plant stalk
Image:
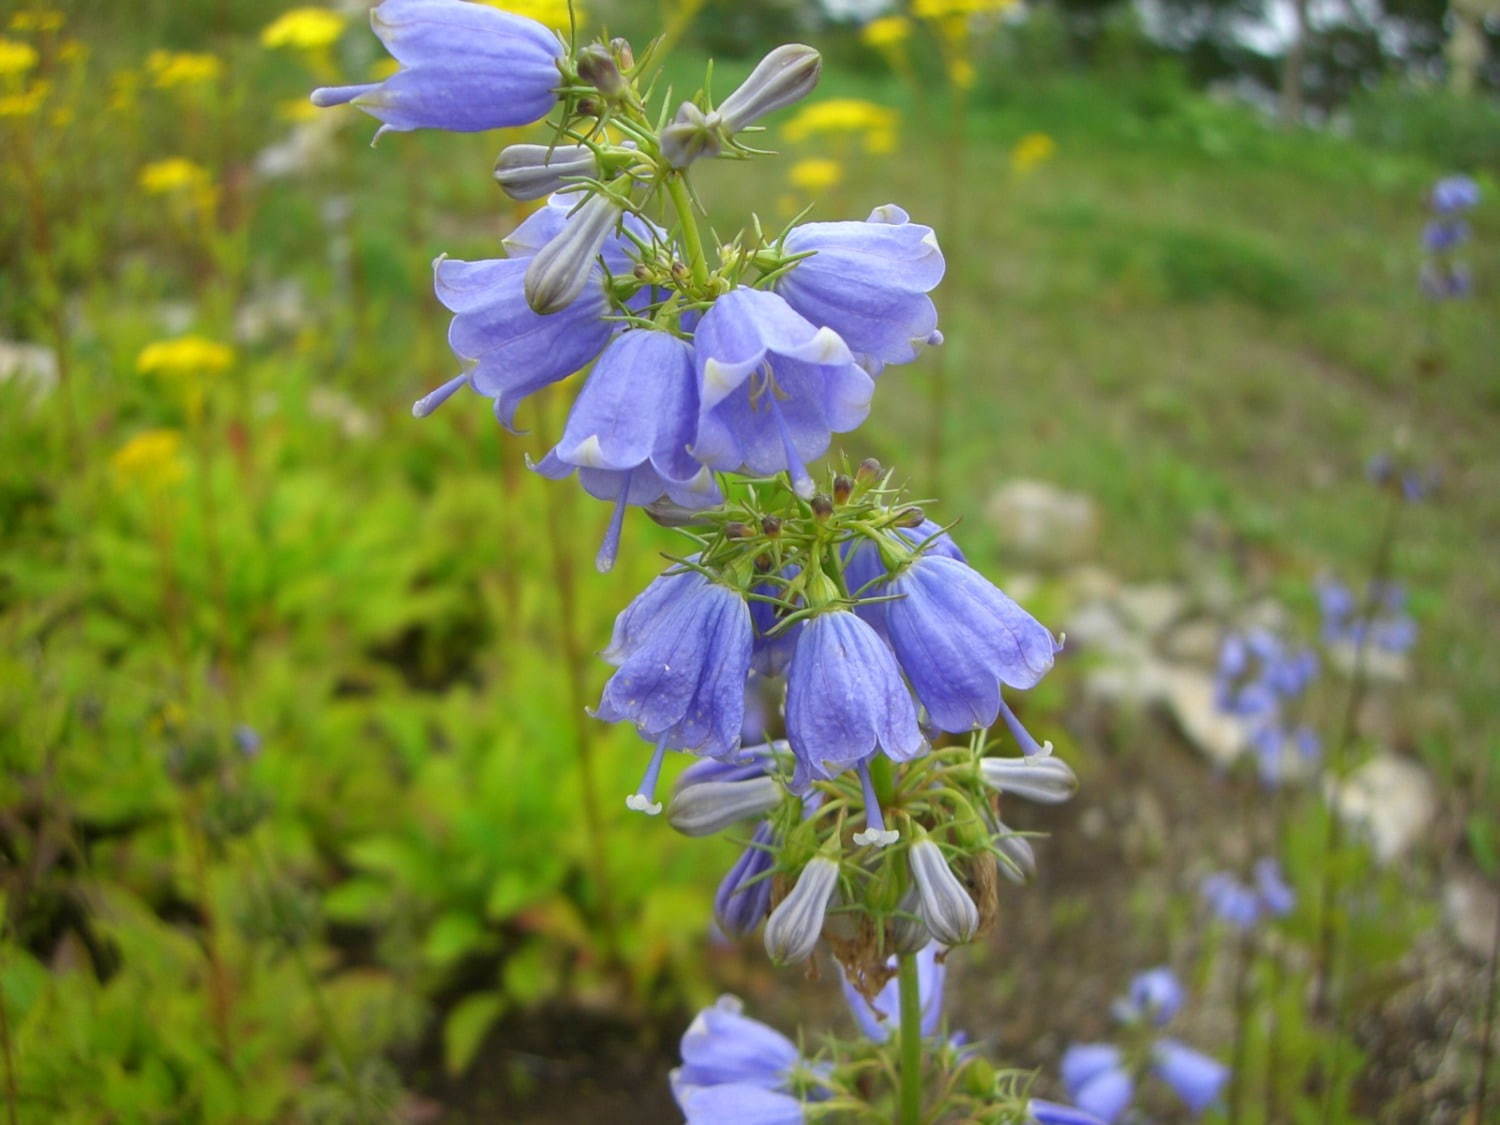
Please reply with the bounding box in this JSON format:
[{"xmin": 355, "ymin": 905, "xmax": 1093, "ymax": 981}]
[
  {"xmin": 533, "ymin": 389, "xmax": 620, "ymax": 967},
  {"xmin": 1312, "ymin": 487, "xmax": 1404, "ymax": 1015},
  {"xmin": 898, "ymin": 949, "xmax": 923, "ymax": 1125},
  {"xmin": 1227, "ymin": 930, "xmax": 1255, "ymax": 1125}
]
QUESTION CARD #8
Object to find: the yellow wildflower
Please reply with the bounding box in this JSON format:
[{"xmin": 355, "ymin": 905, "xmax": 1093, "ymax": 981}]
[
  {"xmin": 278, "ymin": 96, "xmax": 322, "ymax": 122},
  {"xmin": 58, "ymin": 38, "xmax": 86, "ymax": 63},
  {"xmin": 789, "ymin": 158, "xmax": 842, "ymax": 192},
  {"xmin": 147, "ymin": 49, "xmax": 222, "ymax": 88},
  {"xmin": 481, "ymin": 0, "xmax": 580, "ymax": 30},
  {"xmin": 137, "ymin": 336, "xmax": 235, "ymax": 379},
  {"xmin": 782, "ymin": 98, "xmax": 898, "ymax": 143},
  {"xmin": 946, "ymin": 56, "xmax": 976, "ymax": 89},
  {"xmin": 861, "ymin": 15, "xmax": 911, "ymax": 48},
  {"xmin": 261, "ymin": 7, "xmax": 346, "ymax": 51},
  {"xmin": 111, "ymin": 429, "xmax": 187, "ymax": 491},
  {"xmin": 0, "ymin": 37, "xmax": 38, "ymax": 76},
  {"xmin": 9, "ymin": 9, "xmax": 64, "ymax": 33},
  {"xmin": 864, "ymin": 128, "xmax": 897, "ymax": 155},
  {"xmin": 139, "ymin": 157, "xmax": 212, "ymax": 195},
  {"xmin": 0, "ymin": 80, "xmax": 46, "ymax": 117},
  {"xmin": 1010, "ymin": 131, "xmax": 1056, "ymax": 173},
  {"xmin": 914, "ymin": 0, "xmax": 1014, "ymax": 16}
]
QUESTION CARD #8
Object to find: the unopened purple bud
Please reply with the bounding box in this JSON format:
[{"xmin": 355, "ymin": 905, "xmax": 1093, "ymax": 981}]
[
  {"xmin": 1254, "ymin": 857, "xmax": 1295, "ymax": 917},
  {"xmin": 667, "ymin": 776, "xmax": 781, "ymax": 837},
  {"xmin": 576, "ymin": 44, "xmax": 627, "ymax": 98},
  {"xmin": 717, "ymin": 44, "xmax": 822, "ymax": 134},
  {"xmin": 979, "ymin": 752, "xmax": 1078, "ymax": 804},
  {"xmin": 909, "ymin": 838, "xmax": 978, "ymax": 946},
  {"xmin": 494, "ymin": 143, "xmax": 598, "ymax": 201},
  {"xmin": 523, "ymin": 192, "xmax": 622, "ymax": 315},
  {"xmin": 661, "ymin": 101, "xmax": 723, "ymax": 168},
  {"xmin": 994, "ymin": 820, "xmax": 1036, "ymax": 884},
  {"xmin": 888, "ymin": 886, "xmax": 930, "ymax": 955},
  {"xmin": 764, "ymin": 855, "xmax": 838, "ymax": 964}
]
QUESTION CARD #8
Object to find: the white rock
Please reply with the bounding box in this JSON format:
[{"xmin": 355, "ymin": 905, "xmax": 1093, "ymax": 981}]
[
  {"xmin": 1064, "ymin": 564, "xmax": 1122, "ymax": 602},
  {"xmin": 986, "ymin": 480, "xmax": 1100, "ymax": 569},
  {"xmin": 1085, "ymin": 651, "xmax": 1174, "ymax": 708},
  {"xmin": 1065, "ymin": 600, "xmax": 1137, "ymax": 657},
  {"xmin": 0, "ymin": 339, "xmax": 58, "ymax": 402},
  {"xmin": 1117, "ymin": 582, "xmax": 1188, "ymax": 636},
  {"xmin": 1328, "ymin": 640, "xmax": 1411, "ymax": 685},
  {"xmin": 1161, "ymin": 618, "xmax": 1223, "ymax": 665},
  {"xmin": 1328, "ymin": 753, "xmax": 1437, "ymax": 864},
  {"xmin": 1163, "ymin": 666, "xmax": 1247, "ymax": 769},
  {"xmin": 1443, "ymin": 867, "xmax": 1499, "ymax": 960}
]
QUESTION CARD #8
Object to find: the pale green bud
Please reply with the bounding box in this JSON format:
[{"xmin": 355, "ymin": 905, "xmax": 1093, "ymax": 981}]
[
  {"xmin": 764, "ymin": 855, "xmax": 838, "ymax": 964},
  {"xmin": 494, "ymin": 144, "xmax": 598, "ymax": 202},
  {"xmin": 717, "ymin": 44, "xmax": 822, "ymax": 134},
  {"xmin": 523, "ymin": 192, "xmax": 621, "ymax": 315}
]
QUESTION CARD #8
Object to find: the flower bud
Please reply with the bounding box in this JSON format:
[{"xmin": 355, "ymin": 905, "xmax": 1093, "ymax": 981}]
[
  {"xmin": 724, "ymin": 521, "xmax": 754, "ymax": 539},
  {"xmin": 764, "ymin": 855, "xmax": 838, "ymax": 964},
  {"xmin": 660, "ymin": 101, "xmax": 723, "ymax": 168},
  {"xmin": 833, "ymin": 474, "xmax": 854, "ymax": 504},
  {"xmin": 978, "ymin": 753, "xmax": 1078, "ymax": 805},
  {"xmin": 610, "ymin": 37, "xmax": 635, "ymax": 72},
  {"xmin": 494, "ymin": 143, "xmax": 598, "ymax": 202},
  {"xmin": 994, "ymin": 822, "xmax": 1037, "ymax": 885},
  {"xmin": 810, "ymin": 494, "xmax": 834, "ymax": 521},
  {"xmin": 717, "ymin": 44, "xmax": 822, "ymax": 134},
  {"xmin": 523, "ymin": 192, "xmax": 621, "ymax": 315},
  {"xmin": 667, "ymin": 776, "xmax": 781, "ymax": 837},
  {"xmin": 715, "ymin": 822, "xmax": 775, "ymax": 937},
  {"xmin": 577, "ymin": 44, "xmax": 627, "ymax": 98},
  {"xmin": 888, "ymin": 886, "xmax": 930, "ymax": 955},
  {"xmin": 760, "ymin": 515, "xmax": 782, "ymax": 538},
  {"xmin": 857, "ymin": 457, "xmax": 883, "ymax": 483},
  {"xmin": 894, "ymin": 506, "xmax": 925, "ymax": 527},
  {"xmin": 909, "ymin": 838, "xmax": 979, "ymax": 947}
]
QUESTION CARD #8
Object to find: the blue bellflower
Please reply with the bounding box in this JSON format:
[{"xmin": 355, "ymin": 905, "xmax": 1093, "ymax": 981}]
[
  {"xmin": 1060, "ymin": 1045, "xmax": 1133, "ymax": 1124},
  {"xmin": 533, "ymin": 330, "xmax": 721, "ymax": 570},
  {"xmin": 783, "ymin": 609, "xmax": 925, "ymax": 786},
  {"xmin": 839, "ymin": 942, "xmax": 946, "ymax": 1044},
  {"xmin": 312, "ymin": 0, "xmax": 562, "ymax": 139},
  {"xmin": 1431, "ymin": 174, "xmax": 1480, "ymax": 214},
  {"xmin": 776, "ymin": 204, "xmax": 945, "ymax": 372},
  {"xmin": 692, "ymin": 288, "xmax": 873, "ymax": 498},
  {"xmin": 417, "ymin": 195, "xmax": 660, "ymax": 429},
  {"xmin": 596, "ymin": 569, "xmax": 753, "ymax": 763},
  {"xmin": 671, "ymin": 995, "xmax": 808, "ymax": 1124},
  {"xmin": 882, "ymin": 553, "xmax": 1058, "ymax": 734}
]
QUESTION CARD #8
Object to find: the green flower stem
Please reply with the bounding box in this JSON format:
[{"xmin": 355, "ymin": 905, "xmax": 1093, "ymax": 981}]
[
  {"xmin": 898, "ymin": 950, "xmax": 923, "ymax": 1125},
  {"xmin": 665, "ymin": 171, "xmax": 711, "ymax": 290}
]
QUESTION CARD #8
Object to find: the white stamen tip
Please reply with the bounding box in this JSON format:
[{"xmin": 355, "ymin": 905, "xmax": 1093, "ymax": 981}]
[
  {"xmin": 573, "ymin": 434, "xmax": 606, "ymax": 468},
  {"xmin": 853, "ymin": 828, "xmax": 900, "ymax": 848},
  {"xmin": 704, "ymin": 357, "xmax": 739, "ymax": 396},
  {"xmin": 626, "ymin": 794, "xmax": 663, "ymax": 815},
  {"xmin": 808, "ymin": 326, "xmax": 848, "ymax": 365}
]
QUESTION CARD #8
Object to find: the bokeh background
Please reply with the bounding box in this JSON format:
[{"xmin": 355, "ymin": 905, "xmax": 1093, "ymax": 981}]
[{"xmin": 2, "ymin": 0, "xmax": 1497, "ymax": 1120}]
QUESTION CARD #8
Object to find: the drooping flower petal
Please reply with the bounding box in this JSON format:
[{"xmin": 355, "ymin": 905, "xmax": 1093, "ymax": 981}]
[
  {"xmin": 783, "ymin": 610, "xmax": 924, "ymax": 784},
  {"xmin": 311, "ymin": 0, "xmax": 562, "ymax": 136},
  {"xmin": 1152, "ymin": 1038, "xmax": 1229, "ymax": 1114}
]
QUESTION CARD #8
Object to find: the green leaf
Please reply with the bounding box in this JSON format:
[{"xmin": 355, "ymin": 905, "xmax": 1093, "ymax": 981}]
[
  {"xmin": 443, "ymin": 991, "xmax": 505, "ymax": 1076},
  {"xmin": 423, "ymin": 911, "xmax": 490, "ymax": 968}
]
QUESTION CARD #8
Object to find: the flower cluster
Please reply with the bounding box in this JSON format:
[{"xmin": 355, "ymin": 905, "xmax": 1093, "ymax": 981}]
[
  {"xmin": 675, "ymin": 946, "xmax": 1106, "ymax": 1124},
  {"xmin": 1201, "ymin": 857, "xmax": 1295, "ymax": 932},
  {"xmin": 1317, "ymin": 576, "xmax": 1416, "ymax": 656},
  {"xmin": 1420, "ymin": 174, "xmax": 1479, "ymax": 300},
  {"xmin": 315, "ymin": 1, "xmax": 945, "ymax": 572},
  {"xmin": 1061, "ymin": 968, "xmax": 1228, "ymax": 1123},
  {"xmin": 1213, "ymin": 629, "xmax": 1319, "ymax": 784}
]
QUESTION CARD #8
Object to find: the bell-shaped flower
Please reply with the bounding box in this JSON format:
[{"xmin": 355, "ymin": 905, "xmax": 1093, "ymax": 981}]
[
  {"xmin": 419, "ymin": 195, "xmax": 660, "ymax": 430},
  {"xmin": 311, "ymin": 0, "xmax": 561, "ymax": 138},
  {"xmin": 1027, "ymin": 1099, "xmax": 1109, "ymax": 1125},
  {"xmin": 776, "ymin": 204, "xmax": 944, "ymax": 370},
  {"xmin": 692, "ymin": 288, "xmax": 873, "ymax": 499},
  {"xmin": 715, "ymin": 821, "xmax": 776, "ymax": 938},
  {"xmin": 764, "ymin": 855, "xmax": 839, "ymax": 964},
  {"xmin": 882, "ymin": 554, "xmax": 1058, "ymax": 734},
  {"xmin": 532, "ymin": 330, "xmax": 720, "ymax": 570},
  {"xmin": 888, "ymin": 886, "xmax": 930, "ymax": 955},
  {"xmin": 783, "ymin": 610, "xmax": 925, "ymax": 786},
  {"xmin": 1431, "ymin": 174, "xmax": 1480, "ymax": 214},
  {"xmin": 672, "ymin": 1081, "xmax": 805, "ymax": 1125},
  {"xmin": 994, "ymin": 821, "xmax": 1037, "ymax": 884},
  {"xmin": 1060, "ymin": 1044, "xmax": 1134, "ymax": 1125},
  {"xmin": 839, "ymin": 942, "xmax": 946, "ymax": 1044},
  {"xmin": 1118, "ymin": 966, "xmax": 1184, "ymax": 1027},
  {"xmin": 595, "ymin": 569, "xmax": 752, "ymax": 758},
  {"xmin": 1201, "ymin": 872, "xmax": 1261, "ymax": 931},
  {"xmin": 668, "ymin": 775, "xmax": 781, "ymax": 837},
  {"xmin": 716, "ymin": 44, "xmax": 822, "ymax": 134},
  {"xmin": 908, "ymin": 838, "xmax": 979, "ymax": 947},
  {"xmin": 1151, "ymin": 1038, "xmax": 1229, "ymax": 1114},
  {"xmin": 676, "ymin": 994, "xmax": 800, "ymax": 1089},
  {"xmin": 978, "ymin": 750, "xmax": 1078, "ymax": 804},
  {"xmin": 493, "ymin": 142, "xmax": 597, "ymax": 201},
  {"xmin": 1254, "ymin": 857, "xmax": 1295, "ymax": 918}
]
